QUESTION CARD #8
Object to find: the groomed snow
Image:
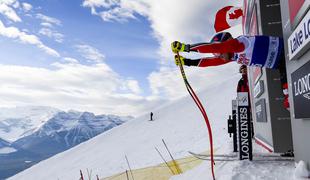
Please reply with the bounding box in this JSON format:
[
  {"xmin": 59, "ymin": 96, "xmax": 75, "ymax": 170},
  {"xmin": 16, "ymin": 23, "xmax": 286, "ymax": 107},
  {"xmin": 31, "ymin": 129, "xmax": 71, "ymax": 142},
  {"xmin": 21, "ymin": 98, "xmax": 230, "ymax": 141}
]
[
  {"xmin": 294, "ymin": 161, "xmax": 310, "ymax": 179},
  {"xmin": 9, "ymin": 65, "xmax": 298, "ymax": 180}
]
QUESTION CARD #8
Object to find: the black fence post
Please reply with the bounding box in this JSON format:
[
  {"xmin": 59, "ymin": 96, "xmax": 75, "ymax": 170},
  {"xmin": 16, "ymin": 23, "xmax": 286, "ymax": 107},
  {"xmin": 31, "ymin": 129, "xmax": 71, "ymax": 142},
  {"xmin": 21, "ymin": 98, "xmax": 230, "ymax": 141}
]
[
  {"xmin": 237, "ymin": 92, "xmax": 253, "ymax": 161},
  {"xmin": 232, "ymin": 100, "xmax": 238, "ymax": 152},
  {"xmin": 228, "ymin": 100, "xmax": 238, "ymax": 152}
]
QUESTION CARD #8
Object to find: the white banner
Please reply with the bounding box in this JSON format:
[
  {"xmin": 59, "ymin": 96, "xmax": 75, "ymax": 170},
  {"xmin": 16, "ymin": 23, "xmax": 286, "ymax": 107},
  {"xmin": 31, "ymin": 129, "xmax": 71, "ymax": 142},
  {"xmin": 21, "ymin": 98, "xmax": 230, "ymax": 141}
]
[{"xmin": 288, "ymin": 9, "xmax": 310, "ymax": 60}]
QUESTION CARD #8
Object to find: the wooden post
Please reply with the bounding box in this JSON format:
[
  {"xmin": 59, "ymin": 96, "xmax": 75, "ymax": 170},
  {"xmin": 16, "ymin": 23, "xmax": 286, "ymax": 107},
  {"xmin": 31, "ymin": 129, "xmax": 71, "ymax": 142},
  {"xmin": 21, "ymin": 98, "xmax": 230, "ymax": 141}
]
[
  {"xmin": 155, "ymin": 147, "xmax": 175, "ymax": 175},
  {"xmin": 162, "ymin": 139, "xmax": 182, "ymax": 174},
  {"xmin": 80, "ymin": 170, "xmax": 84, "ymax": 180},
  {"xmin": 125, "ymin": 170, "xmax": 129, "ymax": 180},
  {"xmin": 86, "ymin": 168, "xmax": 92, "ymax": 180},
  {"xmin": 125, "ymin": 155, "xmax": 135, "ymax": 180}
]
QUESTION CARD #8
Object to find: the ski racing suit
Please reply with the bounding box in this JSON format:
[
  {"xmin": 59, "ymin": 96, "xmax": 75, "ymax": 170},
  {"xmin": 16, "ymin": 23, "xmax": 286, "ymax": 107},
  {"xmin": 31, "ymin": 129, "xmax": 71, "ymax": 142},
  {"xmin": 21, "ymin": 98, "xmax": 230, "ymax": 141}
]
[
  {"xmin": 185, "ymin": 36, "xmax": 283, "ymax": 68},
  {"xmin": 181, "ymin": 35, "xmax": 289, "ymax": 109},
  {"xmin": 182, "ymin": 35, "xmax": 287, "ymax": 84}
]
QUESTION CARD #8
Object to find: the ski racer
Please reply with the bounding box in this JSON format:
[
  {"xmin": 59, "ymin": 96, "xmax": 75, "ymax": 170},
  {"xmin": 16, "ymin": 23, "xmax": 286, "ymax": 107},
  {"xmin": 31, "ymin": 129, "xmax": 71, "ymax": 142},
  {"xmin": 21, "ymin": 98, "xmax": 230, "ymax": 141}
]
[{"xmin": 171, "ymin": 32, "xmax": 289, "ymax": 109}]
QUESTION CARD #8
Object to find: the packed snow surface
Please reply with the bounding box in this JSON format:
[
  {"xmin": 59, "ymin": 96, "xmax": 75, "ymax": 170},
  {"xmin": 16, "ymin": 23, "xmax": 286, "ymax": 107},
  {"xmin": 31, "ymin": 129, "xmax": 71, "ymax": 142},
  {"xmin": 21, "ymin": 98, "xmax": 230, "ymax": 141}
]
[{"xmin": 9, "ymin": 68, "xmax": 297, "ymax": 180}]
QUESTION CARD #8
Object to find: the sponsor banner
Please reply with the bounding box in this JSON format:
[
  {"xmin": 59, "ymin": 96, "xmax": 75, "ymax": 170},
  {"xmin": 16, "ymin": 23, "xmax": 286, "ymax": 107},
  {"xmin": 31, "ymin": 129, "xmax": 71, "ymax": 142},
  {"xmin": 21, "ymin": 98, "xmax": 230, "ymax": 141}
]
[
  {"xmin": 255, "ymin": 99, "xmax": 267, "ymax": 122},
  {"xmin": 254, "ymin": 80, "xmax": 264, "ymax": 98},
  {"xmin": 252, "ymin": 67, "xmax": 262, "ymax": 85},
  {"xmin": 242, "ymin": 0, "xmax": 255, "ymax": 34},
  {"xmin": 237, "ymin": 92, "xmax": 253, "ymax": 160},
  {"xmin": 249, "ymin": 4, "xmax": 258, "ymax": 36},
  {"xmin": 291, "ymin": 60, "xmax": 310, "ymax": 119},
  {"xmin": 288, "ymin": 9, "xmax": 310, "ymax": 60},
  {"xmin": 289, "ymin": 0, "xmax": 305, "ymax": 25},
  {"xmin": 237, "ymin": 92, "xmax": 249, "ymax": 106},
  {"xmin": 232, "ymin": 99, "xmax": 237, "ymax": 111}
]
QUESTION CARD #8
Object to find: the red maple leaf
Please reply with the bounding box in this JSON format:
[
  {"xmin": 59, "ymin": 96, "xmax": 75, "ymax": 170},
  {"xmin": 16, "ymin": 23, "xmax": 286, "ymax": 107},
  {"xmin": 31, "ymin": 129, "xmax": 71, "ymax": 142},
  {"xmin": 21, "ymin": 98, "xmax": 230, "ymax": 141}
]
[{"xmin": 229, "ymin": 9, "xmax": 243, "ymax": 19}]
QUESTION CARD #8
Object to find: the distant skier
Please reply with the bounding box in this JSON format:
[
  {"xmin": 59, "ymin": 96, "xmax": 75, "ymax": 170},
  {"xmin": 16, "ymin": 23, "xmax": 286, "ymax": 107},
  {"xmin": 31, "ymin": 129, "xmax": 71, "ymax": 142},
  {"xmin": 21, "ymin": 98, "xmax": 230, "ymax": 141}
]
[
  {"xmin": 171, "ymin": 32, "xmax": 289, "ymax": 110},
  {"xmin": 150, "ymin": 112, "xmax": 154, "ymax": 121}
]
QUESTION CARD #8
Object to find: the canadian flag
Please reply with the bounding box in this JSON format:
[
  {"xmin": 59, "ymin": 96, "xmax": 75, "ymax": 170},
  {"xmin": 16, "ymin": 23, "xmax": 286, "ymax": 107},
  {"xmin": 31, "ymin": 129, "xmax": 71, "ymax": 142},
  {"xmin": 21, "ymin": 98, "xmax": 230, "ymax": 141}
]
[{"xmin": 214, "ymin": 6, "xmax": 243, "ymax": 32}]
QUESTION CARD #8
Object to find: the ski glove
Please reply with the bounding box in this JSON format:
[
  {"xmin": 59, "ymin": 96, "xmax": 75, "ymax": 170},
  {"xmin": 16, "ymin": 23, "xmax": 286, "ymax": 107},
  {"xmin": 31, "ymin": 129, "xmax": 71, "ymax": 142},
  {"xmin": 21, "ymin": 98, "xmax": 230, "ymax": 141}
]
[
  {"xmin": 174, "ymin": 55, "xmax": 185, "ymax": 66},
  {"xmin": 171, "ymin": 41, "xmax": 190, "ymax": 53}
]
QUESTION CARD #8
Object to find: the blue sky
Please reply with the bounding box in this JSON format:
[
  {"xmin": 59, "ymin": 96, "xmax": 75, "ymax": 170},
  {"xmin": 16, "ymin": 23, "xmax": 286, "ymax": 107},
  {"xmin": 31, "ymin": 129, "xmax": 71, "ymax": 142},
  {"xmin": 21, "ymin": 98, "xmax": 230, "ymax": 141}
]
[
  {"xmin": 0, "ymin": 0, "xmax": 241, "ymax": 116},
  {"xmin": 0, "ymin": 0, "xmax": 159, "ymax": 95}
]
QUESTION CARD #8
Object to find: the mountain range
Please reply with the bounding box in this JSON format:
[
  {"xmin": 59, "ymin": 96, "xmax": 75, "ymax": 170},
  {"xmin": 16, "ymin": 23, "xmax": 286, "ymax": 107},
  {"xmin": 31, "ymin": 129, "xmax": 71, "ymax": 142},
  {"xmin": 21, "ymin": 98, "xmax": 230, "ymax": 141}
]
[{"xmin": 0, "ymin": 106, "xmax": 132, "ymax": 179}]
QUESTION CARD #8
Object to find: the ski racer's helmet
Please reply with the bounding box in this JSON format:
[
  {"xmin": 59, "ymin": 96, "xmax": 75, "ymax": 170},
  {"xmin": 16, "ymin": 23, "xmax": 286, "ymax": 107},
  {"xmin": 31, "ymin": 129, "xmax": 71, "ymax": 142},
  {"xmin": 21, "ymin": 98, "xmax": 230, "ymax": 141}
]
[
  {"xmin": 211, "ymin": 32, "xmax": 232, "ymax": 43},
  {"xmin": 210, "ymin": 32, "xmax": 233, "ymax": 58}
]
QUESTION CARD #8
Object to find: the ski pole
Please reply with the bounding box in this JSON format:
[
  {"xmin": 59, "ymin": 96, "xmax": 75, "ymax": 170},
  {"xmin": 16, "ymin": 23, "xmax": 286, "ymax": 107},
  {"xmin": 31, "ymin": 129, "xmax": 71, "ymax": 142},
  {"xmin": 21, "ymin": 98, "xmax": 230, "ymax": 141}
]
[{"xmin": 176, "ymin": 52, "xmax": 215, "ymax": 180}]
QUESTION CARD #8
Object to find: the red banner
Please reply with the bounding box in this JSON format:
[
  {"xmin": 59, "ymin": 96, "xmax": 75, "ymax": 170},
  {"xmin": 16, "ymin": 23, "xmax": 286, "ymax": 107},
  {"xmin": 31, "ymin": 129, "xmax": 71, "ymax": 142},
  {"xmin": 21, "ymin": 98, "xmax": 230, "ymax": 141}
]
[
  {"xmin": 253, "ymin": 67, "xmax": 262, "ymax": 84},
  {"xmin": 288, "ymin": 0, "xmax": 305, "ymax": 24}
]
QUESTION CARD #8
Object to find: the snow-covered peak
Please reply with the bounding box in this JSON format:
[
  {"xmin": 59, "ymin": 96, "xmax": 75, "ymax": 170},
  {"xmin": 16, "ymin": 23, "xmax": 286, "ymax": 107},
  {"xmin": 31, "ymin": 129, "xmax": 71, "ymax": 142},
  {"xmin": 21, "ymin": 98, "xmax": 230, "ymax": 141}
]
[
  {"xmin": 34, "ymin": 111, "xmax": 128, "ymax": 139},
  {"xmin": 0, "ymin": 137, "xmax": 10, "ymax": 148},
  {"xmin": 0, "ymin": 106, "xmax": 60, "ymax": 142},
  {"xmin": 0, "ymin": 106, "xmax": 131, "ymax": 143}
]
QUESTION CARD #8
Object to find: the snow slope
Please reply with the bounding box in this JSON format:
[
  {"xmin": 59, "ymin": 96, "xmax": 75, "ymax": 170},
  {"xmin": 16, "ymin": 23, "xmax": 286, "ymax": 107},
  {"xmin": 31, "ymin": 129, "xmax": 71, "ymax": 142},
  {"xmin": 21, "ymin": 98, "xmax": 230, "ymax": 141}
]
[
  {"xmin": 9, "ymin": 66, "xmax": 296, "ymax": 180},
  {"xmin": 9, "ymin": 68, "xmax": 240, "ymax": 179}
]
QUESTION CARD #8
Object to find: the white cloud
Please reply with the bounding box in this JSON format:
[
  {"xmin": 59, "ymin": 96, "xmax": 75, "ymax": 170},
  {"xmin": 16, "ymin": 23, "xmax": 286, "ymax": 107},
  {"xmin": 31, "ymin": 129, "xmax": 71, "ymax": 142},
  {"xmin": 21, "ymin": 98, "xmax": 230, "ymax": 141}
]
[
  {"xmin": 40, "ymin": 22, "xmax": 53, "ymax": 28},
  {"xmin": 12, "ymin": 1, "xmax": 19, "ymax": 8},
  {"xmin": 0, "ymin": 20, "xmax": 60, "ymax": 57},
  {"xmin": 36, "ymin": 13, "xmax": 61, "ymax": 26},
  {"xmin": 125, "ymin": 80, "xmax": 142, "ymax": 94},
  {"xmin": 63, "ymin": 57, "xmax": 79, "ymax": 64},
  {"xmin": 0, "ymin": 0, "xmax": 22, "ymax": 22},
  {"xmin": 99, "ymin": 7, "xmax": 136, "ymax": 22},
  {"xmin": 83, "ymin": 0, "xmax": 148, "ymax": 22},
  {"xmin": 148, "ymin": 63, "xmax": 240, "ymax": 100},
  {"xmin": 82, "ymin": 0, "xmax": 119, "ymax": 15},
  {"xmin": 39, "ymin": 28, "xmax": 64, "ymax": 43},
  {"xmin": 0, "ymin": 63, "xmax": 158, "ymax": 115},
  {"xmin": 82, "ymin": 0, "xmax": 119, "ymax": 8},
  {"xmin": 22, "ymin": 2, "xmax": 32, "ymax": 12},
  {"xmin": 75, "ymin": 44, "xmax": 105, "ymax": 63}
]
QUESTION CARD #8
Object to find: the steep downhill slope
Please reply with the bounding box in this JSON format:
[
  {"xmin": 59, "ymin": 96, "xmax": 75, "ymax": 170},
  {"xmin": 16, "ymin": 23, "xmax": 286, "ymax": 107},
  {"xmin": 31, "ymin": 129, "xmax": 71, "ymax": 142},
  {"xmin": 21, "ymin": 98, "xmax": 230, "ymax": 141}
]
[{"xmin": 9, "ymin": 69, "xmax": 241, "ymax": 180}]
